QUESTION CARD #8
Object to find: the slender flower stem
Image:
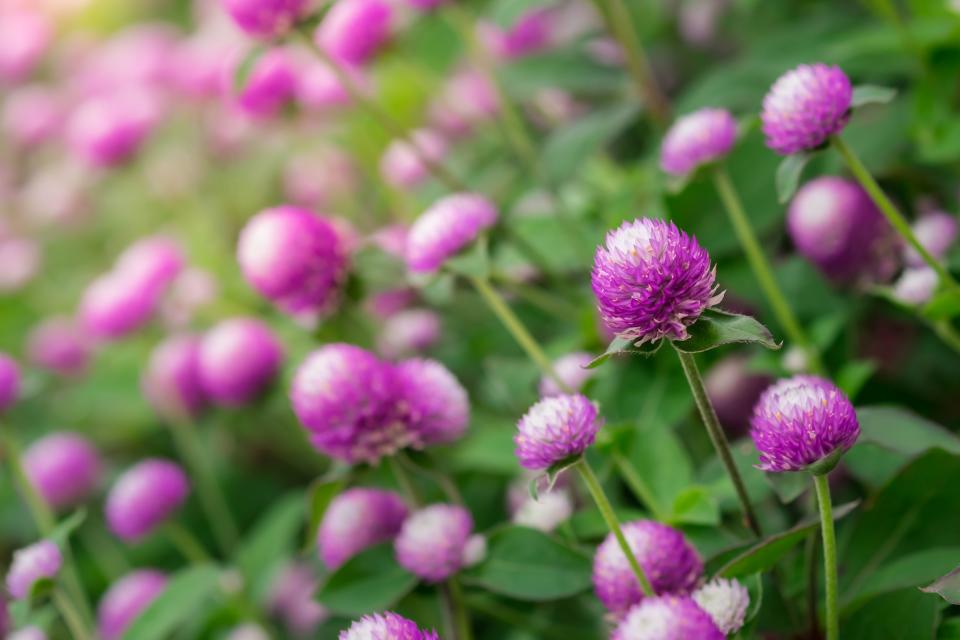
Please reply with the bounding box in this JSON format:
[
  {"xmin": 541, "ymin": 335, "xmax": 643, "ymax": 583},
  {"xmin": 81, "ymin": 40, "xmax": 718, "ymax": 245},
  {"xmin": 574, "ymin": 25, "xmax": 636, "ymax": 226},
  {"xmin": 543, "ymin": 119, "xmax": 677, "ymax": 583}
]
[
  {"xmin": 79, "ymin": 526, "xmax": 129, "ymax": 581},
  {"xmin": 468, "ymin": 275, "xmax": 572, "ymax": 394},
  {"xmin": 441, "ymin": 579, "xmax": 473, "ymax": 640},
  {"xmin": 813, "ymin": 474, "xmax": 839, "ymax": 640},
  {"xmin": 832, "ymin": 135, "xmax": 958, "ymax": 290},
  {"xmin": 673, "ymin": 346, "xmax": 762, "ymax": 537},
  {"xmin": 932, "ymin": 320, "xmax": 960, "ymax": 354},
  {"xmin": 54, "ymin": 588, "xmax": 93, "ymax": 640},
  {"xmin": 712, "ymin": 167, "xmax": 824, "ymax": 374},
  {"xmin": 164, "ymin": 521, "xmax": 213, "ymax": 565},
  {"xmin": 576, "ymin": 459, "xmax": 654, "ymax": 596},
  {"xmin": 388, "ymin": 454, "xmax": 423, "ymax": 506},
  {"xmin": 804, "ymin": 532, "xmax": 820, "ymax": 638}
]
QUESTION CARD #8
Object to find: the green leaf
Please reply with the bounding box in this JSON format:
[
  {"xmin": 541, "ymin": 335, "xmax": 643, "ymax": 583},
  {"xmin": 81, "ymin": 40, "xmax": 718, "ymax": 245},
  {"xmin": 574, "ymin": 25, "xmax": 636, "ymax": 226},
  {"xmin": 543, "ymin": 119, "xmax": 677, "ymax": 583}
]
[
  {"xmin": 921, "ymin": 563, "xmax": 960, "ymax": 605},
  {"xmin": 487, "ymin": 0, "xmax": 556, "ymax": 27},
  {"xmin": 674, "ymin": 309, "xmax": 780, "ymax": 353},
  {"xmin": 462, "ymin": 526, "xmax": 593, "ymax": 601},
  {"xmin": 856, "ymin": 406, "xmax": 960, "ymax": 456},
  {"xmin": 851, "ymin": 84, "xmax": 898, "ymax": 108},
  {"xmin": 531, "ymin": 455, "xmax": 581, "ymax": 500},
  {"xmin": 836, "ymin": 359, "xmax": 877, "ymax": 399},
  {"xmin": 28, "ymin": 577, "xmax": 54, "ymax": 603},
  {"xmin": 501, "ymin": 48, "xmax": 626, "ymax": 98},
  {"xmin": 541, "ymin": 103, "xmax": 640, "ymax": 183},
  {"xmin": 304, "ymin": 473, "xmax": 348, "ymax": 551},
  {"xmin": 921, "ymin": 289, "xmax": 960, "ymax": 321},
  {"xmin": 232, "ymin": 45, "xmax": 265, "ymax": 95},
  {"xmin": 764, "ymin": 470, "xmax": 809, "ymax": 504},
  {"xmin": 49, "ymin": 509, "xmax": 87, "ymax": 547},
  {"xmin": 843, "ymin": 547, "xmax": 960, "ymax": 612},
  {"xmin": 842, "ymin": 588, "xmax": 940, "ymax": 640},
  {"xmin": 316, "ymin": 544, "xmax": 417, "ymax": 616},
  {"xmin": 567, "ymin": 507, "xmax": 647, "ymax": 540},
  {"xmin": 668, "ymin": 486, "xmax": 721, "ymax": 526},
  {"xmin": 445, "ymin": 236, "xmax": 491, "ymax": 279},
  {"xmin": 776, "ymin": 152, "xmax": 812, "ymax": 204},
  {"xmin": 235, "ymin": 492, "xmax": 304, "ymax": 592},
  {"xmin": 588, "ymin": 336, "xmax": 661, "ymax": 369},
  {"xmin": 122, "ymin": 564, "xmax": 222, "ymax": 640}
]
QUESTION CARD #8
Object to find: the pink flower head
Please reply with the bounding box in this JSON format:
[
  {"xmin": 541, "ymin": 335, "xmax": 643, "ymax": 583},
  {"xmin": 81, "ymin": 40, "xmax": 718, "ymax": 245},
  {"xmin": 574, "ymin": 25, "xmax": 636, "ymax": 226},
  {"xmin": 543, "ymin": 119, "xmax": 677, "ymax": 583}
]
[
  {"xmin": 340, "ymin": 612, "xmax": 438, "ymax": 640},
  {"xmin": 67, "ymin": 88, "xmax": 163, "ymax": 168},
  {"xmin": 228, "ymin": 47, "xmax": 297, "ymax": 118},
  {"xmin": 429, "ymin": 68, "xmax": 499, "ymax": 137},
  {"xmin": 268, "ymin": 563, "xmax": 328, "ymax": 636},
  {"xmin": 23, "ymin": 433, "xmax": 101, "ymax": 510},
  {"xmin": 27, "ymin": 317, "xmax": 91, "ymax": 378},
  {"xmin": 761, "ymin": 63, "xmax": 852, "ymax": 155},
  {"xmin": 660, "ymin": 108, "xmax": 737, "ymax": 176},
  {"xmin": 5, "ymin": 541, "xmax": 61, "ymax": 600},
  {"xmin": 116, "ymin": 235, "xmax": 185, "ymax": 293},
  {"xmin": 405, "ymin": 193, "xmax": 498, "ymax": 273},
  {"xmin": 2, "ymin": 85, "xmax": 62, "ymax": 147},
  {"xmin": 98, "ymin": 570, "xmax": 168, "ymax": 640},
  {"xmin": 906, "ymin": 211, "xmax": 958, "ymax": 268},
  {"xmin": 221, "ymin": 0, "xmax": 308, "ymax": 39},
  {"xmin": 0, "ymin": 353, "xmax": 22, "ymax": 412},
  {"xmin": 0, "ymin": 235, "xmax": 41, "ymax": 293},
  {"xmin": 539, "ymin": 352, "xmax": 595, "ymax": 397},
  {"xmin": 612, "ymin": 595, "xmax": 724, "ymax": 640},
  {"xmin": 105, "ymin": 459, "xmax": 189, "ymax": 541},
  {"xmin": 0, "ymin": 9, "xmax": 51, "ymax": 83},
  {"xmin": 477, "ymin": 9, "xmax": 554, "ymax": 59},
  {"xmin": 79, "ymin": 272, "xmax": 160, "ymax": 341},
  {"xmin": 395, "ymin": 504, "xmax": 474, "ymax": 582},
  {"xmin": 283, "ymin": 148, "xmax": 357, "ymax": 209},
  {"xmin": 143, "ymin": 334, "xmax": 208, "ymax": 420},
  {"xmin": 317, "ymin": 488, "xmax": 408, "ymax": 569},
  {"xmin": 198, "ymin": 317, "xmax": 284, "ymax": 406},
  {"xmin": 314, "ymin": 0, "xmax": 393, "ymax": 66},
  {"xmin": 515, "ymin": 394, "xmax": 601, "ymax": 469},
  {"xmin": 377, "ymin": 309, "xmax": 442, "ymax": 358},
  {"xmin": 295, "ymin": 58, "xmax": 366, "ymax": 111},
  {"xmin": 380, "ymin": 129, "xmax": 447, "ymax": 189},
  {"xmin": 395, "ymin": 357, "xmax": 469, "ymax": 446}
]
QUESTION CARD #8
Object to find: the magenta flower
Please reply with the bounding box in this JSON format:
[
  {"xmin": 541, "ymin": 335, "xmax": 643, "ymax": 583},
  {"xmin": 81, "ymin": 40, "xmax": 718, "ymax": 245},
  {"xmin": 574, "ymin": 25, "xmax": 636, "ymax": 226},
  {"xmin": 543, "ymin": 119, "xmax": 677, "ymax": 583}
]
[
  {"xmin": 693, "ymin": 577, "xmax": 751, "ymax": 635},
  {"xmin": 660, "ymin": 108, "xmax": 737, "ymax": 176},
  {"xmin": 406, "ymin": 193, "xmax": 498, "ymax": 273},
  {"xmin": 317, "ymin": 488, "xmax": 408, "ymax": 569},
  {"xmin": 612, "ymin": 595, "xmax": 724, "ymax": 640},
  {"xmin": 67, "ymin": 88, "xmax": 162, "ymax": 168},
  {"xmin": 395, "ymin": 504, "xmax": 474, "ymax": 582},
  {"xmin": 98, "ymin": 570, "xmax": 167, "ymax": 640},
  {"xmin": 105, "ymin": 459, "xmax": 189, "ymax": 541},
  {"xmin": 221, "ymin": 0, "xmax": 307, "ymax": 39},
  {"xmin": 593, "ymin": 520, "xmax": 703, "ymax": 614},
  {"xmin": 23, "ymin": 433, "xmax": 101, "ymax": 510},
  {"xmin": 339, "ymin": 612, "xmax": 438, "ymax": 640},
  {"xmin": 380, "ymin": 129, "xmax": 448, "ymax": 189},
  {"xmin": 198, "ymin": 318, "xmax": 283, "ymax": 406},
  {"xmin": 539, "ymin": 352, "xmax": 595, "ymax": 398},
  {"xmin": 295, "ymin": 59, "xmax": 365, "ymax": 112},
  {"xmin": 907, "ymin": 211, "xmax": 958, "ymax": 268},
  {"xmin": 142, "ymin": 334, "xmax": 208, "ymax": 420},
  {"xmin": 893, "ymin": 267, "xmax": 938, "ymax": 305},
  {"xmin": 237, "ymin": 206, "xmax": 348, "ymax": 317},
  {"xmin": 395, "ymin": 357, "xmax": 469, "ymax": 446},
  {"xmin": 268, "ymin": 563, "xmax": 328, "ymax": 636},
  {"xmin": 27, "ymin": 317, "xmax": 91, "ymax": 378},
  {"xmin": 515, "ymin": 394, "xmax": 601, "ymax": 470},
  {"xmin": 5, "ymin": 541, "xmax": 61, "ymax": 600},
  {"xmin": 761, "ymin": 63, "xmax": 852, "ymax": 155},
  {"xmin": 79, "ymin": 272, "xmax": 160, "ymax": 341},
  {"xmin": 283, "ymin": 148, "xmax": 357, "ymax": 210},
  {"xmin": 0, "ymin": 9, "xmax": 51, "ymax": 83},
  {"xmin": 314, "ymin": 0, "xmax": 393, "ymax": 66},
  {"xmin": 429, "ymin": 68, "xmax": 499, "ymax": 137},
  {"xmin": 377, "ymin": 309, "xmax": 442, "ymax": 359},
  {"xmin": 0, "ymin": 353, "xmax": 21, "ymax": 412},
  {"xmin": 750, "ymin": 375, "xmax": 860, "ymax": 473},
  {"xmin": 2, "ymin": 86, "xmax": 61, "ymax": 148},
  {"xmin": 477, "ymin": 9, "xmax": 553, "ymax": 59},
  {"xmin": 228, "ymin": 47, "xmax": 297, "ymax": 118},
  {"xmin": 592, "ymin": 218, "xmax": 722, "ymax": 344}
]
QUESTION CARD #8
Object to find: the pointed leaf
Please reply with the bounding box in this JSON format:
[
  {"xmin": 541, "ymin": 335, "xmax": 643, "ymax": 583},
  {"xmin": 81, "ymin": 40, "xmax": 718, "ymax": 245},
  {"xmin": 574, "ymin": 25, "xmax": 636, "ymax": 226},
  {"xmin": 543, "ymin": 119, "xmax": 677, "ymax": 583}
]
[
  {"xmin": 851, "ymin": 85, "xmax": 897, "ymax": 109},
  {"xmin": 122, "ymin": 564, "xmax": 222, "ymax": 640},
  {"xmin": 445, "ymin": 237, "xmax": 490, "ymax": 279},
  {"xmin": 232, "ymin": 45, "xmax": 265, "ymax": 95},
  {"xmin": 921, "ymin": 563, "xmax": 960, "ymax": 605},
  {"xmin": 587, "ymin": 336, "xmax": 660, "ymax": 369},
  {"xmin": 856, "ymin": 406, "xmax": 960, "ymax": 457},
  {"xmin": 674, "ymin": 309, "xmax": 780, "ymax": 354},
  {"xmin": 921, "ymin": 288, "xmax": 960, "ymax": 321},
  {"xmin": 776, "ymin": 152, "xmax": 812, "ymax": 204},
  {"xmin": 235, "ymin": 492, "xmax": 304, "ymax": 591},
  {"xmin": 316, "ymin": 544, "xmax": 417, "ymax": 616},
  {"xmin": 49, "ymin": 509, "xmax": 87, "ymax": 547}
]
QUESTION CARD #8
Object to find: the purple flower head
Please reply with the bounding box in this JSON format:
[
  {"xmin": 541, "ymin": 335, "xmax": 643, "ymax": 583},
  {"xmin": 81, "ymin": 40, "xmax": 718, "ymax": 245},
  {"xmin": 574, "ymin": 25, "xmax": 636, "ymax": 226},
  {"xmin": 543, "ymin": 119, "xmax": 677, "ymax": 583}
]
[
  {"xmin": 117, "ymin": 235, "xmax": 184, "ymax": 290},
  {"xmin": 268, "ymin": 563, "xmax": 328, "ymax": 636},
  {"xmin": 314, "ymin": 0, "xmax": 393, "ymax": 66},
  {"xmin": 27, "ymin": 317, "xmax": 91, "ymax": 378},
  {"xmin": 0, "ymin": 9, "xmax": 51, "ymax": 83},
  {"xmin": 539, "ymin": 352, "xmax": 595, "ymax": 398},
  {"xmin": 237, "ymin": 206, "xmax": 348, "ymax": 317},
  {"xmin": 593, "ymin": 520, "xmax": 703, "ymax": 614},
  {"xmin": 283, "ymin": 148, "xmax": 357, "ymax": 209},
  {"xmin": 395, "ymin": 357, "xmax": 469, "ymax": 447},
  {"xmin": 228, "ymin": 47, "xmax": 297, "ymax": 118},
  {"xmin": 592, "ymin": 218, "xmax": 722, "ymax": 344},
  {"xmin": 660, "ymin": 108, "xmax": 737, "ymax": 177},
  {"xmin": 705, "ymin": 354, "xmax": 772, "ymax": 435},
  {"xmin": 79, "ymin": 272, "xmax": 159, "ymax": 341},
  {"xmin": 198, "ymin": 317, "xmax": 283, "ymax": 406},
  {"xmin": 405, "ymin": 193, "xmax": 498, "ymax": 273},
  {"xmin": 5, "ymin": 541, "xmax": 62, "ymax": 600},
  {"xmin": 693, "ymin": 577, "xmax": 751, "ymax": 635},
  {"xmin": 0, "ymin": 235, "xmax": 40, "ymax": 293},
  {"xmin": 761, "ymin": 63, "xmax": 852, "ymax": 155},
  {"xmin": 788, "ymin": 176, "xmax": 895, "ymax": 283},
  {"xmin": 0, "ymin": 353, "xmax": 21, "ymax": 412},
  {"xmin": 23, "ymin": 433, "xmax": 101, "ymax": 510},
  {"xmin": 893, "ymin": 267, "xmax": 938, "ymax": 306},
  {"xmin": 750, "ymin": 375, "xmax": 860, "ymax": 473},
  {"xmin": 317, "ymin": 488, "xmax": 408, "ymax": 569},
  {"xmin": 515, "ymin": 394, "xmax": 601, "ymax": 470},
  {"xmin": 477, "ymin": 9, "xmax": 553, "ymax": 59},
  {"xmin": 143, "ymin": 334, "xmax": 208, "ymax": 420},
  {"xmin": 98, "ymin": 570, "xmax": 167, "ymax": 640},
  {"xmin": 907, "ymin": 211, "xmax": 958, "ymax": 268},
  {"xmin": 377, "ymin": 309, "xmax": 442, "ymax": 358},
  {"xmin": 380, "ymin": 129, "xmax": 448, "ymax": 189},
  {"xmin": 612, "ymin": 595, "xmax": 724, "ymax": 640},
  {"xmin": 221, "ymin": 0, "xmax": 307, "ymax": 39},
  {"xmin": 105, "ymin": 459, "xmax": 189, "ymax": 541},
  {"xmin": 406, "ymin": 0, "xmax": 446, "ymax": 11},
  {"xmin": 340, "ymin": 612, "xmax": 439, "ymax": 640},
  {"xmin": 291, "ymin": 344, "xmax": 406, "ymax": 463},
  {"xmin": 67, "ymin": 88, "xmax": 162, "ymax": 168},
  {"xmin": 395, "ymin": 504, "xmax": 473, "ymax": 582},
  {"xmin": 2, "ymin": 85, "xmax": 61, "ymax": 148}
]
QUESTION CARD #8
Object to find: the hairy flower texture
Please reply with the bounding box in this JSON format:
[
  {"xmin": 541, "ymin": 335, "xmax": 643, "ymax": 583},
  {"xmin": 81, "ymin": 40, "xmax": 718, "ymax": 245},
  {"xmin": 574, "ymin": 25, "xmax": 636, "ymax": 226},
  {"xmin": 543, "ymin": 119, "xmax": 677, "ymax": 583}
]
[
  {"xmin": 105, "ymin": 459, "xmax": 189, "ymax": 541},
  {"xmin": 593, "ymin": 520, "xmax": 703, "ymax": 614},
  {"xmin": 750, "ymin": 375, "xmax": 860, "ymax": 472},
  {"xmin": 228, "ymin": 47, "xmax": 297, "ymax": 119},
  {"xmin": 395, "ymin": 504, "xmax": 474, "ymax": 582},
  {"xmin": 0, "ymin": 353, "xmax": 20, "ymax": 412},
  {"xmin": 377, "ymin": 309, "xmax": 442, "ymax": 359},
  {"xmin": 238, "ymin": 206, "xmax": 348, "ymax": 316},
  {"xmin": 67, "ymin": 88, "xmax": 162, "ymax": 168},
  {"xmin": 291, "ymin": 344, "xmax": 406, "ymax": 463},
  {"xmin": 27, "ymin": 317, "xmax": 91, "ymax": 378},
  {"xmin": 788, "ymin": 177, "xmax": 894, "ymax": 283},
  {"xmin": 5, "ymin": 541, "xmax": 61, "ymax": 600},
  {"xmin": 693, "ymin": 577, "xmax": 751, "ymax": 635},
  {"xmin": 380, "ymin": 129, "xmax": 448, "ymax": 189},
  {"xmin": 612, "ymin": 595, "xmax": 724, "ymax": 640},
  {"xmin": 221, "ymin": 0, "xmax": 307, "ymax": 39},
  {"xmin": 317, "ymin": 488, "xmax": 408, "ymax": 569},
  {"xmin": 198, "ymin": 317, "xmax": 283, "ymax": 406},
  {"xmin": 907, "ymin": 211, "xmax": 958, "ymax": 268},
  {"xmin": 592, "ymin": 218, "xmax": 722, "ymax": 344},
  {"xmin": 23, "ymin": 433, "xmax": 101, "ymax": 510},
  {"xmin": 515, "ymin": 394, "xmax": 601, "ymax": 470},
  {"xmin": 98, "ymin": 570, "xmax": 168, "ymax": 640},
  {"xmin": 315, "ymin": 0, "xmax": 393, "ymax": 66},
  {"xmin": 539, "ymin": 351, "xmax": 595, "ymax": 397},
  {"xmin": 406, "ymin": 193, "xmax": 498, "ymax": 273},
  {"xmin": 761, "ymin": 63, "xmax": 852, "ymax": 155},
  {"xmin": 395, "ymin": 358, "xmax": 469, "ymax": 447},
  {"xmin": 142, "ymin": 334, "xmax": 208, "ymax": 419},
  {"xmin": 339, "ymin": 612, "xmax": 439, "ymax": 640},
  {"xmin": 660, "ymin": 108, "xmax": 737, "ymax": 176}
]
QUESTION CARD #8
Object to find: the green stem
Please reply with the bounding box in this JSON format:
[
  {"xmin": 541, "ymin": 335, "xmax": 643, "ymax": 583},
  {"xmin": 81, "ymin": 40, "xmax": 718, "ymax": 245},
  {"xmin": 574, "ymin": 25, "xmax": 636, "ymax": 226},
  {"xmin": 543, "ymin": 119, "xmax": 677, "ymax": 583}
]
[
  {"xmin": 813, "ymin": 474, "xmax": 839, "ymax": 640},
  {"xmin": 388, "ymin": 454, "xmax": 423, "ymax": 506},
  {"xmin": 79, "ymin": 526, "xmax": 129, "ymax": 581},
  {"xmin": 468, "ymin": 275, "xmax": 571, "ymax": 394},
  {"xmin": 932, "ymin": 320, "xmax": 960, "ymax": 355},
  {"xmin": 612, "ymin": 452, "xmax": 668, "ymax": 522},
  {"xmin": 832, "ymin": 136, "xmax": 957, "ymax": 290},
  {"xmin": 53, "ymin": 588, "xmax": 93, "ymax": 640},
  {"xmin": 712, "ymin": 167, "xmax": 824, "ymax": 374},
  {"xmin": 442, "ymin": 578, "xmax": 473, "ymax": 640},
  {"xmin": 576, "ymin": 459, "xmax": 654, "ymax": 596},
  {"xmin": 164, "ymin": 521, "xmax": 213, "ymax": 566},
  {"xmin": 673, "ymin": 346, "xmax": 762, "ymax": 537},
  {"xmin": 805, "ymin": 531, "xmax": 820, "ymax": 638},
  {"xmin": 492, "ymin": 274, "xmax": 581, "ymax": 320}
]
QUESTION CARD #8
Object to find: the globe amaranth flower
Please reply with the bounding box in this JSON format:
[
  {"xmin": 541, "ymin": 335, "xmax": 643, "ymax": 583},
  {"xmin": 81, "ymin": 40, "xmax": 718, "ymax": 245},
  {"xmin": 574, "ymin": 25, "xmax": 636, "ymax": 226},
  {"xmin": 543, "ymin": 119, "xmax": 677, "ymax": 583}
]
[
  {"xmin": 317, "ymin": 488, "xmax": 408, "ymax": 569},
  {"xmin": 226, "ymin": 624, "xmax": 269, "ymax": 640},
  {"xmin": 268, "ymin": 563, "xmax": 328, "ymax": 636},
  {"xmin": 405, "ymin": 193, "xmax": 498, "ymax": 273},
  {"xmin": 705, "ymin": 354, "xmax": 772, "ymax": 435},
  {"xmin": 750, "ymin": 375, "xmax": 860, "ymax": 473},
  {"xmin": 340, "ymin": 612, "xmax": 438, "ymax": 640},
  {"xmin": 380, "ymin": 129, "xmax": 448, "ymax": 189},
  {"xmin": 539, "ymin": 352, "xmax": 595, "ymax": 398},
  {"xmin": 237, "ymin": 206, "xmax": 348, "ymax": 317},
  {"xmin": 23, "ymin": 433, "xmax": 101, "ymax": 510},
  {"xmin": 0, "ymin": 9, "xmax": 51, "ymax": 83},
  {"xmin": 7, "ymin": 626, "xmax": 46, "ymax": 640},
  {"xmin": 314, "ymin": 0, "xmax": 393, "ymax": 66},
  {"xmin": 394, "ymin": 357, "xmax": 469, "ymax": 447},
  {"xmin": 612, "ymin": 595, "xmax": 724, "ymax": 640},
  {"xmin": 893, "ymin": 267, "xmax": 938, "ymax": 306},
  {"xmin": 660, "ymin": 108, "xmax": 737, "ymax": 177},
  {"xmin": 429, "ymin": 69, "xmax": 499, "ymax": 137},
  {"xmin": 593, "ymin": 520, "xmax": 703, "ymax": 614},
  {"xmin": 692, "ymin": 577, "xmax": 750, "ymax": 635},
  {"xmin": 221, "ymin": 0, "xmax": 307, "ymax": 39},
  {"xmin": 515, "ymin": 394, "xmax": 602, "ymax": 470},
  {"xmin": 291, "ymin": 344, "xmax": 406, "ymax": 463},
  {"xmin": 227, "ymin": 47, "xmax": 297, "ymax": 119},
  {"xmin": 477, "ymin": 8, "xmax": 553, "ymax": 59},
  {"xmin": 105, "ymin": 459, "xmax": 189, "ymax": 541},
  {"xmin": 198, "ymin": 317, "xmax": 284, "ymax": 406},
  {"xmin": 283, "ymin": 148, "xmax": 356, "ymax": 210},
  {"xmin": 592, "ymin": 218, "xmax": 723, "ymax": 344},
  {"xmin": 395, "ymin": 504, "xmax": 474, "ymax": 582},
  {"xmin": 377, "ymin": 309, "xmax": 442, "ymax": 359},
  {"xmin": 511, "ymin": 487, "xmax": 573, "ymax": 532},
  {"xmin": 116, "ymin": 235, "xmax": 184, "ymax": 292},
  {"xmin": 2, "ymin": 85, "xmax": 61, "ymax": 148},
  {"xmin": 0, "ymin": 353, "xmax": 21, "ymax": 412},
  {"xmin": 67, "ymin": 88, "xmax": 162, "ymax": 168},
  {"xmin": 98, "ymin": 570, "xmax": 167, "ymax": 640},
  {"xmin": 761, "ymin": 63, "xmax": 852, "ymax": 155},
  {"xmin": 27, "ymin": 317, "xmax": 91, "ymax": 378},
  {"xmin": 161, "ymin": 267, "xmax": 218, "ymax": 329},
  {"xmin": 907, "ymin": 211, "xmax": 958, "ymax": 268},
  {"xmin": 142, "ymin": 334, "xmax": 208, "ymax": 419},
  {"xmin": 5, "ymin": 540, "xmax": 61, "ymax": 600},
  {"xmin": 0, "ymin": 235, "xmax": 40, "ymax": 294},
  {"xmin": 788, "ymin": 176, "xmax": 896, "ymax": 283},
  {"xmin": 80, "ymin": 271, "xmax": 160, "ymax": 340}
]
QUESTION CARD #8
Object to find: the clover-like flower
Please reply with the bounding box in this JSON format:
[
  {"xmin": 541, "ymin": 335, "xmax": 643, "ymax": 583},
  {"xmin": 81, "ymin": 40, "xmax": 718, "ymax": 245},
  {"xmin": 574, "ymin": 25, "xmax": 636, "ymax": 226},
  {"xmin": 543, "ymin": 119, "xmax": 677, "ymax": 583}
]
[
  {"xmin": 394, "ymin": 504, "xmax": 474, "ymax": 582},
  {"xmin": 515, "ymin": 394, "xmax": 602, "ymax": 470},
  {"xmin": 612, "ymin": 595, "xmax": 724, "ymax": 640},
  {"xmin": 761, "ymin": 63, "xmax": 852, "ymax": 155},
  {"xmin": 317, "ymin": 488, "xmax": 408, "ymax": 570},
  {"xmin": 660, "ymin": 108, "xmax": 737, "ymax": 176}
]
